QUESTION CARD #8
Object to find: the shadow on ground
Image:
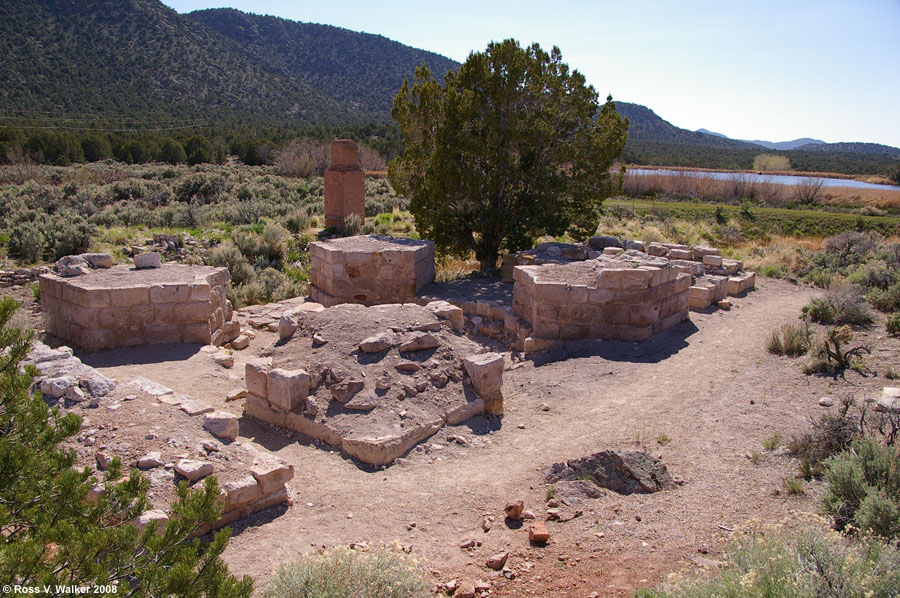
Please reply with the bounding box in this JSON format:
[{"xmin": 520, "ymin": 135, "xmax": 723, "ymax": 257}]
[
  {"xmin": 530, "ymin": 320, "xmax": 700, "ymax": 367},
  {"xmin": 80, "ymin": 343, "xmax": 203, "ymax": 367}
]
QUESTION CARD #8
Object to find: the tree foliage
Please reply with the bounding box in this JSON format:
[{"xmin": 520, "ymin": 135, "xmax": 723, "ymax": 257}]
[
  {"xmin": 0, "ymin": 296, "xmax": 253, "ymax": 597},
  {"xmin": 389, "ymin": 39, "xmax": 629, "ymax": 269}
]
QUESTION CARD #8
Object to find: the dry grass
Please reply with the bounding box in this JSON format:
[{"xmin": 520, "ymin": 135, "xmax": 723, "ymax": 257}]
[
  {"xmin": 434, "ymin": 254, "xmax": 481, "ymax": 282},
  {"xmin": 623, "ymin": 171, "xmax": 900, "ymax": 210}
]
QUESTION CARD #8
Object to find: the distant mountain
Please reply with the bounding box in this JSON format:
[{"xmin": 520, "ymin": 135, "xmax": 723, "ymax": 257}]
[
  {"xmin": 615, "ymin": 103, "xmax": 759, "ymax": 149},
  {"xmin": 186, "ymin": 8, "xmax": 459, "ymax": 119},
  {"xmin": 795, "ymin": 142, "xmax": 900, "ymax": 157},
  {"xmin": 696, "ymin": 128, "xmax": 727, "ymax": 138},
  {"xmin": 746, "ymin": 138, "xmax": 825, "ymax": 150},
  {"xmin": 0, "ymin": 0, "xmax": 458, "ymax": 127}
]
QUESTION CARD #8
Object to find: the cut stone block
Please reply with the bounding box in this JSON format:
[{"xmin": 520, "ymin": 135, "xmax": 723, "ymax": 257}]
[
  {"xmin": 250, "ymin": 458, "xmax": 294, "ymax": 494},
  {"xmin": 266, "ymin": 368, "xmax": 309, "ymax": 411},
  {"xmin": 245, "ymin": 358, "xmax": 271, "ymax": 398},
  {"xmin": 463, "ymin": 353, "xmax": 504, "ymax": 415},
  {"xmin": 175, "ymin": 459, "xmax": 213, "ymax": 482},
  {"xmin": 202, "ymin": 410, "xmax": 240, "ymax": 441},
  {"xmin": 134, "ymin": 252, "xmax": 161, "ymax": 269}
]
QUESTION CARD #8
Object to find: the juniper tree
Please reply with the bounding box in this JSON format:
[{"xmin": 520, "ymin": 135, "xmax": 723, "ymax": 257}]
[
  {"xmin": 0, "ymin": 296, "xmax": 252, "ymax": 597},
  {"xmin": 389, "ymin": 39, "xmax": 628, "ymax": 270}
]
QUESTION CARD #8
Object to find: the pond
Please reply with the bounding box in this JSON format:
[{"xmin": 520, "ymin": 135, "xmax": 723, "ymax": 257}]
[{"xmin": 629, "ymin": 168, "xmax": 900, "ymax": 191}]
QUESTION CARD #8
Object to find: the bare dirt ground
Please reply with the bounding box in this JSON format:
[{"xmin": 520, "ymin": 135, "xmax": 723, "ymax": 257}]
[{"xmin": 10, "ymin": 278, "xmax": 900, "ymax": 597}]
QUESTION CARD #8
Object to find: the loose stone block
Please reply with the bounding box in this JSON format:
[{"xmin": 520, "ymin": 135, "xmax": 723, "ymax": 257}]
[
  {"xmin": 250, "ymin": 459, "xmax": 294, "ymax": 494},
  {"xmin": 202, "ymin": 410, "xmax": 240, "ymax": 441},
  {"xmin": 134, "ymin": 252, "xmax": 161, "ymax": 269},
  {"xmin": 463, "ymin": 353, "xmax": 504, "ymax": 414},
  {"xmin": 266, "ymin": 368, "xmax": 310, "ymax": 411},
  {"xmin": 703, "ymin": 254, "xmax": 724, "ymax": 267}
]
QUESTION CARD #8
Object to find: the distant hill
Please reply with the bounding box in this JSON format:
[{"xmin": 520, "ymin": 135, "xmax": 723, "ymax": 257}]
[
  {"xmin": 617, "ymin": 103, "xmax": 900, "ymax": 175},
  {"xmin": 186, "ymin": 8, "xmax": 459, "ymax": 119},
  {"xmin": 0, "ymin": 0, "xmax": 457, "ymax": 127},
  {"xmin": 746, "ymin": 138, "xmax": 825, "ymax": 151}
]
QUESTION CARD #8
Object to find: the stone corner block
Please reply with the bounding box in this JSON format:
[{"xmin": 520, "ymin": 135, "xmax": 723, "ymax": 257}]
[{"xmin": 266, "ymin": 368, "xmax": 310, "ymax": 411}]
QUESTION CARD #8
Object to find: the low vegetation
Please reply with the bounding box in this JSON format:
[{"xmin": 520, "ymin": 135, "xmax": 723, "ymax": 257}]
[
  {"xmin": 636, "ymin": 521, "xmax": 900, "ymax": 598},
  {"xmin": 263, "ymin": 546, "xmax": 431, "ymax": 598},
  {"xmin": 765, "ymin": 323, "xmax": 809, "ymax": 357}
]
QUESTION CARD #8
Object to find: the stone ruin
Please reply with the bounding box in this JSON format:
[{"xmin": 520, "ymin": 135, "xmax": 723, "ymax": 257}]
[
  {"xmin": 243, "ymin": 301, "xmax": 503, "ymax": 466},
  {"xmin": 40, "ymin": 254, "xmax": 240, "ymax": 352},
  {"xmin": 324, "ymin": 139, "xmax": 365, "ymax": 229},
  {"xmin": 492, "ymin": 236, "xmax": 756, "ymax": 348},
  {"xmin": 512, "ymin": 253, "xmax": 691, "ymax": 342},
  {"xmin": 308, "ymin": 235, "xmax": 435, "ymax": 307}
]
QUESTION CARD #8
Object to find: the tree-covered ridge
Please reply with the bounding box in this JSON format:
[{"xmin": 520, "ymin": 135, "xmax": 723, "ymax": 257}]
[
  {"xmin": 186, "ymin": 8, "xmax": 459, "ymax": 118},
  {"xmin": 0, "ymin": 0, "xmax": 452, "ymax": 127}
]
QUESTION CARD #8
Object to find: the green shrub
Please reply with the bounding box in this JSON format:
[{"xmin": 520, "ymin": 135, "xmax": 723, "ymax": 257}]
[
  {"xmin": 766, "ymin": 323, "xmax": 809, "ymax": 357},
  {"xmin": 823, "ymin": 437, "xmax": 900, "ymax": 540},
  {"xmin": 47, "ymin": 212, "xmax": 93, "ymax": 259},
  {"xmin": 636, "ymin": 521, "xmax": 900, "ymax": 598},
  {"xmin": 207, "ymin": 241, "xmax": 255, "ymax": 286},
  {"xmin": 8, "ymin": 221, "xmax": 44, "ymax": 263},
  {"xmin": 869, "ymin": 282, "xmax": 900, "ymax": 313},
  {"xmin": 342, "ymin": 213, "xmax": 363, "ymax": 236},
  {"xmin": 802, "ymin": 296, "xmax": 836, "ymax": 324},
  {"xmin": 887, "ymin": 313, "xmax": 900, "ymax": 337},
  {"xmin": 264, "ymin": 546, "xmax": 431, "ymax": 598}
]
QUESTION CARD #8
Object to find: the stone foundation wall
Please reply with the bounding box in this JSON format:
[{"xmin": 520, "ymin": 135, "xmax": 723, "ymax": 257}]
[
  {"xmin": 512, "ymin": 257, "xmax": 691, "ymax": 343},
  {"xmin": 308, "ymin": 235, "xmax": 435, "ymax": 307},
  {"xmin": 40, "ymin": 265, "xmax": 239, "ymax": 352}
]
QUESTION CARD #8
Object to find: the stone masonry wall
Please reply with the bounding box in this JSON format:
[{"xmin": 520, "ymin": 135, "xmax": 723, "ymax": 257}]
[
  {"xmin": 308, "ymin": 235, "xmax": 435, "ymax": 307},
  {"xmin": 512, "ymin": 255, "xmax": 691, "ymax": 343},
  {"xmin": 40, "ymin": 265, "xmax": 239, "ymax": 352}
]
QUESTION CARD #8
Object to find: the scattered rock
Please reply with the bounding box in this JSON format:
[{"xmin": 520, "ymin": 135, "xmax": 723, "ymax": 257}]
[
  {"xmin": 137, "ymin": 451, "xmax": 164, "ymax": 469},
  {"xmin": 455, "ymin": 580, "xmax": 476, "ymax": 598},
  {"xmin": 359, "ymin": 332, "xmax": 395, "ymax": 353},
  {"xmin": 134, "ymin": 509, "xmax": 168, "ymax": 533},
  {"xmin": 396, "ymin": 361, "xmax": 421, "ymax": 372},
  {"xmin": 231, "ymin": 335, "xmax": 250, "ymax": 350},
  {"xmin": 225, "ymin": 388, "xmax": 247, "ymax": 402},
  {"xmin": 180, "ymin": 400, "xmax": 215, "ymax": 416},
  {"xmin": 819, "ymin": 396, "xmax": 834, "ymax": 407},
  {"xmin": 486, "ymin": 552, "xmax": 509, "ymax": 570},
  {"xmin": 41, "ymin": 376, "xmax": 76, "ymax": 398},
  {"xmin": 545, "ymin": 450, "xmax": 675, "ymax": 494},
  {"xmin": 399, "ymin": 331, "xmax": 440, "ymax": 352},
  {"xmin": 522, "ymin": 510, "xmax": 536, "ymax": 520},
  {"xmin": 95, "ymin": 452, "xmax": 111, "ymax": 470},
  {"xmin": 528, "ymin": 522, "xmax": 550, "ymax": 544},
  {"xmin": 202, "ymin": 410, "xmax": 240, "ymax": 441},
  {"xmin": 539, "ymin": 403, "xmax": 551, "ymax": 411},
  {"xmin": 212, "ymin": 351, "xmax": 234, "ymax": 368},
  {"xmin": 504, "ymin": 500, "xmax": 525, "ymax": 520},
  {"xmin": 174, "ymin": 459, "xmax": 213, "ymax": 482},
  {"xmin": 64, "ymin": 385, "xmax": 87, "ymax": 402},
  {"xmin": 331, "ymin": 379, "xmax": 365, "ymax": 403}
]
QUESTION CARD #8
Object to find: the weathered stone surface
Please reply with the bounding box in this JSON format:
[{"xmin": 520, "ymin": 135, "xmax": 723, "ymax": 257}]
[
  {"xmin": 134, "ymin": 509, "xmax": 168, "ymax": 534},
  {"xmin": 588, "ymin": 236, "xmax": 622, "ymax": 250},
  {"xmin": 330, "ymin": 379, "xmax": 365, "ymax": 403},
  {"xmin": 398, "ymin": 331, "xmax": 440, "ymax": 352},
  {"xmin": 425, "ymin": 300, "xmax": 465, "ymax": 331},
  {"xmin": 212, "ymin": 351, "xmax": 234, "ymax": 368},
  {"xmin": 175, "ymin": 459, "xmax": 213, "ymax": 482},
  {"xmin": 486, "ymin": 552, "xmax": 509, "ymax": 570},
  {"xmin": 231, "ymin": 334, "xmax": 250, "ymax": 350},
  {"xmin": 545, "ymin": 450, "xmax": 675, "ymax": 494},
  {"xmin": 504, "ymin": 500, "xmax": 524, "ymax": 520},
  {"xmin": 137, "ymin": 451, "xmax": 164, "ymax": 469},
  {"xmin": 462, "ymin": 353, "xmax": 503, "ymax": 414},
  {"xmin": 64, "ymin": 385, "xmax": 87, "ymax": 402},
  {"xmin": 222, "ymin": 476, "xmax": 261, "ymax": 509},
  {"xmin": 876, "ymin": 387, "xmax": 900, "ymax": 413},
  {"xmin": 528, "ymin": 522, "xmax": 550, "ymax": 543},
  {"xmin": 359, "ymin": 332, "xmax": 394, "ymax": 353},
  {"xmin": 82, "ymin": 253, "xmax": 113, "ymax": 269},
  {"xmin": 267, "ymin": 368, "xmax": 310, "ymax": 411},
  {"xmin": 250, "ymin": 458, "xmax": 294, "ymax": 494},
  {"xmin": 134, "ymin": 252, "xmax": 161, "ymax": 269},
  {"xmin": 202, "ymin": 410, "xmax": 240, "ymax": 441},
  {"xmin": 180, "ymin": 400, "xmax": 215, "ymax": 416},
  {"xmin": 41, "ymin": 375, "xmax": 76, "ymax": 398},
  {"xmin": 245, "ymin": 358, "xmax": 271, "ymax": 398},
  {"xmin": 455, "ymin": 580, "xmax": 476, "ymax": 598}
]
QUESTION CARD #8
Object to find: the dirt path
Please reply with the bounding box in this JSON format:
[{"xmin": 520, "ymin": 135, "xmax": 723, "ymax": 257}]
[{"xmin": 79, "ymin": 278, "xmax": 900, "ymax": 597}]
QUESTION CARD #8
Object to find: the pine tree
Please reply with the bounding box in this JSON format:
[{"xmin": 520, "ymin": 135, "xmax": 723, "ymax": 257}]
[
  {"xmin": 0, "ymin": 297, "xmax": 253, "ymax": 597},
  {"xmin": 389, "ymin": 39, "xmax": 629, "ymax": 269}
]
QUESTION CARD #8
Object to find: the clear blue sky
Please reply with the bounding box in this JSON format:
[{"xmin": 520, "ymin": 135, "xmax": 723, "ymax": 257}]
[{"xmin": 161, "ymin": 0, "xmax": 900, "ymax": 147}]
